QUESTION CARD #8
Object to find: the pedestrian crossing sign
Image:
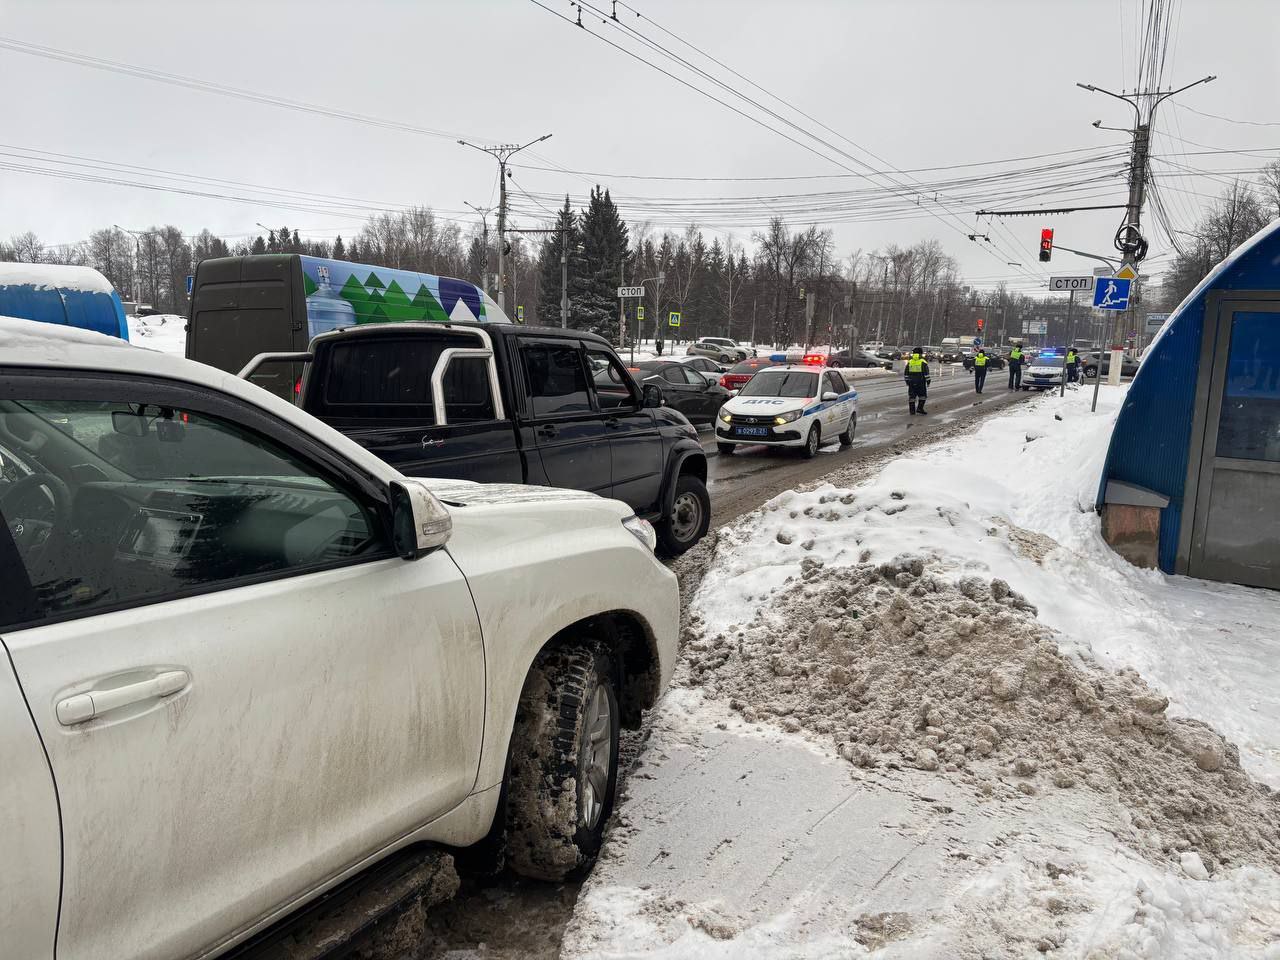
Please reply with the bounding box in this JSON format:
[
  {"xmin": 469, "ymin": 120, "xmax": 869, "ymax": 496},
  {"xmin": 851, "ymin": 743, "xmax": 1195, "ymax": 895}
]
[
  {"xmin": 1093, "ymin": 277, "xmax": 1132, "ymax": 311},
  {"xmin": 669, "ymin": 311, "xmax": 681, "ymax": 327},
  {"xmin": 517, "ymin": 305, "xmax": 524, "ymax": 322}
]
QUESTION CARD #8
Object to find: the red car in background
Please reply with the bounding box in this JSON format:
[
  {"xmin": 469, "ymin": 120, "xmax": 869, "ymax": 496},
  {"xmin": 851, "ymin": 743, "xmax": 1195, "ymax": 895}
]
[{"xmin": 720, "ymin": 356, "xmax": 780, "ymax": 390}]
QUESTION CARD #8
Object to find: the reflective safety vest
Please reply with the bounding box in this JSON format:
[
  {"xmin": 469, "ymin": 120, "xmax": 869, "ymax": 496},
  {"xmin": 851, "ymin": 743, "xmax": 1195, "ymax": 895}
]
[
  {"xmin": 974, "ymin": 354, "xmax": 988, "ymax": 367},
  {"xmin": 907, "ymin": 355, "xmax": 925, "ymax": 373},
  {"xmin": 1010, "ymin": 348, "xmax": 1023, "ymax": 361},
  {"xmin": 1067, "ymin": 350, "xmax": 1077, "ymax": 364}
]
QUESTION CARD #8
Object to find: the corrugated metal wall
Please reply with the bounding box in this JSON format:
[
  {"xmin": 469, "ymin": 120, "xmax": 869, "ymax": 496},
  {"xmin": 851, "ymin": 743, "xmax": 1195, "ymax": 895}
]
[{"xmin": 1099, "ymin": 219, "xmax": 1280, "ymax": 574}]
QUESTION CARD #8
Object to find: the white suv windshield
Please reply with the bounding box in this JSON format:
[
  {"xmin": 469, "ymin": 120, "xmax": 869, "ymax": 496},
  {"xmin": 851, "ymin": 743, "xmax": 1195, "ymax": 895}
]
[{"xmin": 738, "ymin": 371, "xmax": 818, "ymax": 398}]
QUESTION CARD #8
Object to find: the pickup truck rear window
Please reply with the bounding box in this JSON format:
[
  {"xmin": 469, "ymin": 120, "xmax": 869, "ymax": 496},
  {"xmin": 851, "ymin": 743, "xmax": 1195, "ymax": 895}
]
[{"xmin": 315, "ymin": 335, "xmax": 495, "ymax": 423}]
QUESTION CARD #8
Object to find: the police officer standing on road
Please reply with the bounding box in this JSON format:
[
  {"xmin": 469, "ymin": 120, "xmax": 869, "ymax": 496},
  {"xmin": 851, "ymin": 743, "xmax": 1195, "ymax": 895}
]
[
  {"xmin": 1066, "ymin": 347, "xmax": 1079, "ymax": 383},
  {"xmin": 972, "ymin": 348, "xmax": 989, "ymax": 394},
  {"xmin": 1007, "ymin": 344, "xmax": 1024, "ymax": 391},
  {"xmin": 904, "ymin": 346, "xmax": 930, "ymax": 416}
]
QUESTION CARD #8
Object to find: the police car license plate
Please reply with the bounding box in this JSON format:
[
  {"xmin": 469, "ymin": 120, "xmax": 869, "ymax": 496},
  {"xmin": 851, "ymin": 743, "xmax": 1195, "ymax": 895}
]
[{"xmin": 735, "ymin": 426, "xmax": 768, "ymax": 437}]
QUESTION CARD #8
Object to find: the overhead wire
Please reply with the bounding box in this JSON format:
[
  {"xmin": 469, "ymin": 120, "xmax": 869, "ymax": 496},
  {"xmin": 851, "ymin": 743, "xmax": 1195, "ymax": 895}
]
[{"xmin": 527, "ymin": 0, "xmax": 1054, "ymax": 286}]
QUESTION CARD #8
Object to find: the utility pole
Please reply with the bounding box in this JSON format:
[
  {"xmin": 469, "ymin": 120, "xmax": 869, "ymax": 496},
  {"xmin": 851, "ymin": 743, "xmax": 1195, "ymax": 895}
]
[
  {"xmin": 457, "ymin": 134, "xmax": 552, "ymax": 314},
  {"xmin": 464, "ymin": 202, "xmax": 493, "ymax": 298},
  {"xmin": 1077, "ymin": 75, "xmax": 1215, "ymax": 270},
  {"xmin": 114, "ymin": 224, "xmax": 157, "ymax": 306}
]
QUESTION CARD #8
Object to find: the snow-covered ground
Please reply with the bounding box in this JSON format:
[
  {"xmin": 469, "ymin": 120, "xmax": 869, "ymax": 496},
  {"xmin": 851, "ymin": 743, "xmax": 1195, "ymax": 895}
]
[
  {"xmin": 126, "ymin": 314, "xmax": 186, "ymax": 355},
  {"xmin": 566, "ymin": 385, "xmax": 1280, "ymax": 959}
]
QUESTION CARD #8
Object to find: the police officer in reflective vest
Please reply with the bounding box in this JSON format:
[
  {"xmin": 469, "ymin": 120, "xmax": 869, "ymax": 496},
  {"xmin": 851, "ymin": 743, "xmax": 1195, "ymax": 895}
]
[
  {"xmin": 1066, "ymin": 348, "xmax": 1079, "ymax": 383},
  {"xmin": 1007, "ymin": 345, "xmax": 1024, "ymax": 390},
  {"xmin": 972, "ymin": 348, "xmax": 989, "ymax": 394},
  {"xmin": 904, "ymin": 346, "xmax": 930, "ymax": 415}
]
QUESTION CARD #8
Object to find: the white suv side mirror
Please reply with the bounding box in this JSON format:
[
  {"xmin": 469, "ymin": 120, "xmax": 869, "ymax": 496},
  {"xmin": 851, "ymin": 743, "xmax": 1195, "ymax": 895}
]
[
  {"xmin": 390, "ymin": 480, "xmax": 452, "ymax": 559},
  {"xmin": 822, "ymin": 391, "xmax": 839, "ymax": 402}
]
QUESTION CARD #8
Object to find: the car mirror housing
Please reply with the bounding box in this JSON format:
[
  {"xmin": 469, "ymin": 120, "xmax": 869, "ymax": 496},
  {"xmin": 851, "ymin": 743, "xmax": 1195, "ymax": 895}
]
[
  {"xmin": 822, "ymin": 391, "xmax": 839, "ymax": 402},
  {"xmin": 390, "ymin": 479, "xmax": 452, "ymax": 560},
  {"xmin": 642, "ymin": 383, "xmax": 664, "ymax": 408}
]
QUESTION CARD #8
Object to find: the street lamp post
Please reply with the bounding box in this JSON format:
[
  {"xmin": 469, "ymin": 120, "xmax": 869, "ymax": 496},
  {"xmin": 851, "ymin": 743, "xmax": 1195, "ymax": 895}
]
[
  {"xmin": 114, "ymin": 224, "xmax": 158, "ymax": 306},
  {"xmin": 464, "ymin": 202, "xmax": 493, "ymax": 297},
  {"xmin": 457, "ymin": 134, "xmax": 553, "ymax": 313}
]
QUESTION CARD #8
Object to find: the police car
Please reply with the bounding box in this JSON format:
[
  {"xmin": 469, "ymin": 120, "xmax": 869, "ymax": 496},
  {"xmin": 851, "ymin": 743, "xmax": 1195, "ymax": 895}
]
[
  {"xmin": 714, "ymin": 362, "xmax": 858, "ymax": 458},
  {"xmin": 1023, "ymin": 348, "xmax": 1066, "ymax": 390}
]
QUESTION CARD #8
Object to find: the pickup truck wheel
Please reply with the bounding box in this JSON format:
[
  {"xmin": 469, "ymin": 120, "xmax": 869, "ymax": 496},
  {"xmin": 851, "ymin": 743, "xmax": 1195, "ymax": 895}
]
[
  {"xmin": 801, "ymin": 423, "xmax": 821, "ymax": 459},
  {"xmin": 657, "ymin": 474, "xmax": 710, "ymax": 555},
  {"xmin": 504, "ymin": 643, "xmax": 620, "ymax": 883}
]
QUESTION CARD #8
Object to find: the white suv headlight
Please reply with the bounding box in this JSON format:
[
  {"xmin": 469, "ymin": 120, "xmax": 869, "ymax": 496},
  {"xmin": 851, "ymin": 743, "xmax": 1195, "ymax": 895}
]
[
  {"xmin": 718, "ymin": 408, "xmax": 732, "ymax": 423},
  {"xmin": 774, "ymin": 410, "xmax": 801, "ymax": 425},
  {"xmin": 622, "ymin": 515, "xmax": 658, "ymax": 551}
]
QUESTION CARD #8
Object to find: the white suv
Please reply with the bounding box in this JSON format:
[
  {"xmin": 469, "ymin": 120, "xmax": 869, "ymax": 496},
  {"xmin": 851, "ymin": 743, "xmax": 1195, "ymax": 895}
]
[{"xmin": 0, "ymin": 318, "xmax": 677, "ymax": 960}]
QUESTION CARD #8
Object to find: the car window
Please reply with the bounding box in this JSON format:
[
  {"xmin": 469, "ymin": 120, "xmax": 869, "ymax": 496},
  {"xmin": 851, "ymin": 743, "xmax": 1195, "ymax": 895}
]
[
  {"xmin": 522, "ymin": 343, "xmax": 592, "ymax": 416},
  {"xmin": 661, "ymin": 366, "xmax": 685, "ymax": 384},
  {"xmin": 680, "ymin": 366, "xmax": 706, "ymax": 386},
  {"xmin": 0, "ymin": 396, "xmax": 387, "ymax": 630},
  {"xmin": 313, "ymin": 333, "xmax": 481, "ymax": 423},
  {"xmin": 442, "ymin": 356, "xmax": 497, "ymax": 423},
  {"xmin": 586, "ymin": 348, "xmax": 636, "ymax": 411},
  {"xmin": 738, "ymin": 371, "xmax": 819, "ymax": 398},
  {"xmin": 828, "ymin": 371, "xmax": 849, "ymax": 393}
]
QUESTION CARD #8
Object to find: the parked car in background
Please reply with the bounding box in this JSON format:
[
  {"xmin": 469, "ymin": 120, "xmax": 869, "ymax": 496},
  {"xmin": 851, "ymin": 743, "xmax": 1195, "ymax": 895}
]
[
  {"xmin": 629, "ymin": 360, "xmax": 732, "ymax": 425},
  {"xmin": 0, "ymin": 317, "xmax": 678, "ymax": 960},
  {"xmin": 1082, "ymin": 351, "xmax": 1140, "ymax": 379},
  {"xmin": 677, "ymin": 354, "xmax": 729, "ymax": 382},
  {"xmin": 687, "ymin": 337, "xmax": 752, "ymax": 363},
  {"xmin": 824, "ymin": 349, "xmax": 893, "ymax": 369},
  {"xmin": 720, "ymin": 356, "xmax": 781, "ymax": 392}
]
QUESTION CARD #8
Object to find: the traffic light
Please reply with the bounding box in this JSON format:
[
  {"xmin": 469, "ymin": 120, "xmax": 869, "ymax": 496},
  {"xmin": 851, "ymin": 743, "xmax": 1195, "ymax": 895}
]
[
  {"xmin": 977, "ymin": 318, "xmax": 985, "ymax": 330},
  {"xmin": 1039, "ymin": 228, "xmax": 1054, "ymax": 262}
]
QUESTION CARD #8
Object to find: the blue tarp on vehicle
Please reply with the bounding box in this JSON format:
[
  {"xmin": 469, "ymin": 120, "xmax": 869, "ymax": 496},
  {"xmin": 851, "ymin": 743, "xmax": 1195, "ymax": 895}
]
[{"xmin": 0, "ymin": 263, "xmax": 129, "ymax": 341}]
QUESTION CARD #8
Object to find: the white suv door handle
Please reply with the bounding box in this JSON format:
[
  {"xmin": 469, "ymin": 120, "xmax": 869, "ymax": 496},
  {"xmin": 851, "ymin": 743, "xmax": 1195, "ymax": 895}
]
[{"xmin": 56, "ymin": 670, "xmax": 190, "ymax": 726}]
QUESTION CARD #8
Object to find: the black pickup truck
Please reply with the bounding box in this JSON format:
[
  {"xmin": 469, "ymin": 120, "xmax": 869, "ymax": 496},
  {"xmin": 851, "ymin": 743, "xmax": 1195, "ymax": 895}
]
[{"xmin": 242, "ymin": 321, "xmax": 711, "ymax": 554}]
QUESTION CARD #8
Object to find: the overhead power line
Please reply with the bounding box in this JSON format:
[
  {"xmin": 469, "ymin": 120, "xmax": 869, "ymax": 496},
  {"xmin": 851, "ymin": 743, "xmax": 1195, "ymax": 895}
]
[
  {"xmin": 527, "ymin": 0, "xmax": 1054, "ymax": 286},
  {"xmin": 1173, "ymin": 102, "xmax": 1280, "ymax": 128},
  {"xmin": 0, "ymin": 36, "xmax": 493, "ymax": 143}
]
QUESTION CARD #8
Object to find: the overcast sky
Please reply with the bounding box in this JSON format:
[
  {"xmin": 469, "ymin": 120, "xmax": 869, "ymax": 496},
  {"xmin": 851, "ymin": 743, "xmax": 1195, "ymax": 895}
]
[{"xmin": 2, "ymin": 0, "xmax": 1277, "ymax": 292}]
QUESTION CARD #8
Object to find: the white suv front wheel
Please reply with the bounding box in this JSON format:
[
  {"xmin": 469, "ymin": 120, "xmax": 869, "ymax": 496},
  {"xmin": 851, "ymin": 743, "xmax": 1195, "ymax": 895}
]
[{"xmin": 503, "ymin": 643, "xmax": 620, "ymax": 882}]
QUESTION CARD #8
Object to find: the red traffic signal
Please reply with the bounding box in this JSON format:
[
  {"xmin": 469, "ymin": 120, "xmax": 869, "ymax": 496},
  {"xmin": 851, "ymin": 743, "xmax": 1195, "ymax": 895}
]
[
  {"xmin": 977, "ymin": 318, "xmax": 985, "ymax": 330},
  {"xmin": 1039, "ymin": 228, "xmax": 1054, "ymax": 262}
]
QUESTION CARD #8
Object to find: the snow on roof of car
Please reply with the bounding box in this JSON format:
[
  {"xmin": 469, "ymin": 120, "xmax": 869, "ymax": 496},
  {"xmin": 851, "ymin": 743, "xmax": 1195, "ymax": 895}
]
[{"xmin": 0, "ymin": 262, "xmax": 117, "ymax": 294}]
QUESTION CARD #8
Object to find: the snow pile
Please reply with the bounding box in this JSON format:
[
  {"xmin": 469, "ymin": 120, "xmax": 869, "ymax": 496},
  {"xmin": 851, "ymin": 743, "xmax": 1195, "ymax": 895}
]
[
  {"xmin": 567, "ymin": 385, "xmax": 1280, "ymax": 959},
  {"xmin": 682, "ymin": 558, "xmax": 1280, "ymax": 874},
  {"xmin": 698, "ymin": 386, "xmax": 1280, "ymax": 788},
  {"xmin": 127, "ymin": 314, "xmax": 187, "ymax": 355}
]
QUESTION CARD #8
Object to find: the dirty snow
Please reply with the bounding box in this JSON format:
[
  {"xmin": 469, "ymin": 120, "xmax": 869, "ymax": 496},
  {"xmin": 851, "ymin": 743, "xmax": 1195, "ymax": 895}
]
[
  {"xmin": 127, "ymin": 314, "xmax": 187, "ymax": 354},
  {"xmin": 566, "ymin": 384, "xmax": 1280, "ymax": 959}
]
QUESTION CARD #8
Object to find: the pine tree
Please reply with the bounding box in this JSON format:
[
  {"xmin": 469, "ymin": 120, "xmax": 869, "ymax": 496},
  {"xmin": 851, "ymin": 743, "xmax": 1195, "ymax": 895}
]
[
  {"xmin": 331, "ymin": 235, "xmax": 346, "ymax": 260},
  {"xmin": 251, "ymin": 235, "xmax": 267, "ymax": 256},
  {"xmin": 535, "ymin": 198, "xmax": 584, "ymax": 326},
  {"xmin": 577, "ymin": 186, "xmax": 630, "ymax": 340}
]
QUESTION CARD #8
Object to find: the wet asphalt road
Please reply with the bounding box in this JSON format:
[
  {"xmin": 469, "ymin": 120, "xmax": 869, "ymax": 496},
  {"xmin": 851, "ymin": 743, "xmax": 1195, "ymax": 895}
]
[{"xmin": 700, "ymin": 368, "xmax": 1033, "ymax": 526}]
